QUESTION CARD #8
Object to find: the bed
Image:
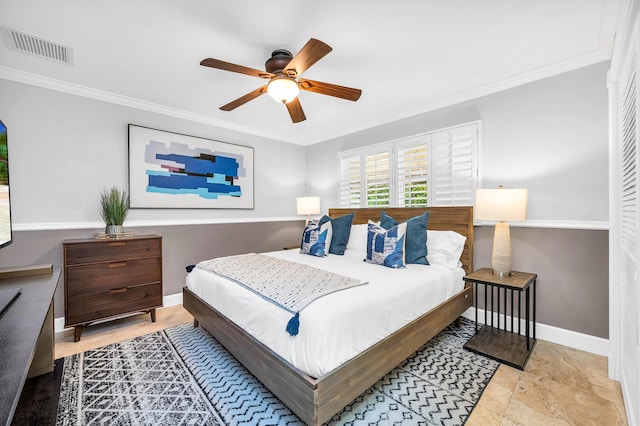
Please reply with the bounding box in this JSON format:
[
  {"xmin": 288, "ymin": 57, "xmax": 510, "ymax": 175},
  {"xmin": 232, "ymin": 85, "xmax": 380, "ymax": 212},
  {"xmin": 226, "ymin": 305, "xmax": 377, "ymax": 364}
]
[{"xmin": 183, "ymin": 206, "xmax": 474, "ymax": 425}]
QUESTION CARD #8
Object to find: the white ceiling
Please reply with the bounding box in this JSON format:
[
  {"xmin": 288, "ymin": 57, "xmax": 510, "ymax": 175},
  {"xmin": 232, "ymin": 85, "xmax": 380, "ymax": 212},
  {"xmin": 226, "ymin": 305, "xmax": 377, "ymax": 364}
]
[{"xmin": 0, "ymin": 0, "xmax": 618, "ymax": 146}]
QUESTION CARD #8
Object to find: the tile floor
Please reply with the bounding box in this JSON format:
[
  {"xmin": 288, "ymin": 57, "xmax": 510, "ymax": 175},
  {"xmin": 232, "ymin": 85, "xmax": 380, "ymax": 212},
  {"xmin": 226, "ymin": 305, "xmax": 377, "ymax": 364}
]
[{"xmin": 55, "ymin": 305, "xmax": 628, "ymax": 425}]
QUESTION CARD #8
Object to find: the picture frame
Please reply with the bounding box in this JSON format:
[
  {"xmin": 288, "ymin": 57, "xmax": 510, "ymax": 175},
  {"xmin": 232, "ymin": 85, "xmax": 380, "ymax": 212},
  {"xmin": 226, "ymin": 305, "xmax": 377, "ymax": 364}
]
[{"xmin": 128, "ymin": 125, "xmax": 254, "ymax": 209}]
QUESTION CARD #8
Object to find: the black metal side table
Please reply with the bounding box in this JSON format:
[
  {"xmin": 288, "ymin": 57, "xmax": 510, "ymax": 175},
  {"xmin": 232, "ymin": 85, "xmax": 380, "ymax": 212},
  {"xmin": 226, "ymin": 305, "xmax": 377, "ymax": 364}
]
[{"xmin": 462, "ymin": 268, "xmax": 537, "ymax": 370}]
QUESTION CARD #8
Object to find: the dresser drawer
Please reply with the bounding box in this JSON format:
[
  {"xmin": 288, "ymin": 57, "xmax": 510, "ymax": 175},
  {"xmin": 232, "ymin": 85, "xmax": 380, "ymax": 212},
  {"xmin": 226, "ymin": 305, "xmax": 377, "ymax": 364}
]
[
  {"xmin": 65, "ymin": 283, "xmax": 162, "ymax": 326},
  {"xmin": 64, "ymin": 238, "xmax": 161, "ymax": 265},
  {"xmin": 65, "ymin": 257, "xmax": 161, "ymax": 297}
]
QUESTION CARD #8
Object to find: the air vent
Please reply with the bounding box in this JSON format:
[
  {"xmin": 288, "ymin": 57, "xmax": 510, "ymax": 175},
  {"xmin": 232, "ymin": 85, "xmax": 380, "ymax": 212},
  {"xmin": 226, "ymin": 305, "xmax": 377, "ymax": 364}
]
[{"xmin": 1, "ymin": 26, "xmax": 72, "ymax": 65}]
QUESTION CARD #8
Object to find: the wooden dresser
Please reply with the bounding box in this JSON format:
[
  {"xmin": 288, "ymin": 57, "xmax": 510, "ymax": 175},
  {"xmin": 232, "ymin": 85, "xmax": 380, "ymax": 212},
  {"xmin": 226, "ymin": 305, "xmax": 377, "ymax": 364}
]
[{"xmin": 63, "ymin": 235, "xmax": 162, "ymax": 341}]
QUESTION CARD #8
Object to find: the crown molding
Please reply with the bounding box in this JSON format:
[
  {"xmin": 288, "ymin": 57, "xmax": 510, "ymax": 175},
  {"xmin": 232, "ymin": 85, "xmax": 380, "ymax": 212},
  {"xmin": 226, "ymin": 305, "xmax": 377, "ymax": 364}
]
[
  {"xmin": 303, "ymin": 53, "xmax": 612, "ymax": 146},
  {"xmin": 1, "ymin": 47, "xmax": 612, "ymax": 148},
  {"xmin": 0, "ymin": 66, "xmax": 287, "ymax": 143}
]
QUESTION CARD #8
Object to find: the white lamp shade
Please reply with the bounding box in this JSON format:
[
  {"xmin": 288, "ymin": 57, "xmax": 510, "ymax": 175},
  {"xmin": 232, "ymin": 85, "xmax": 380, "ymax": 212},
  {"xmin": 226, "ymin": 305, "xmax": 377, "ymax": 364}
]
[
  {"xmin": 296, "ymin": 196, "xmax": 321, "ymax": 215},
  {"xmin": 268, "ymin": 77, "xmax": 300, "ymax": 104},
  {"xmin": 475, "ymin": 188, "xmax": 528, "ymax": 222}
]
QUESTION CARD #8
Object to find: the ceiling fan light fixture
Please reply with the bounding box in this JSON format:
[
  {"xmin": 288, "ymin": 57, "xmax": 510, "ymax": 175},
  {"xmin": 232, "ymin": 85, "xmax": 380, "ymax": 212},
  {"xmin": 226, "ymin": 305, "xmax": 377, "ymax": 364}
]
[
  {"xmin": 267, "ymin": 76, "xmax": 299, "ymax": 104},
  {"xmin": 200, "ymin": 38, "xmax": 360, "ymax": 122}
]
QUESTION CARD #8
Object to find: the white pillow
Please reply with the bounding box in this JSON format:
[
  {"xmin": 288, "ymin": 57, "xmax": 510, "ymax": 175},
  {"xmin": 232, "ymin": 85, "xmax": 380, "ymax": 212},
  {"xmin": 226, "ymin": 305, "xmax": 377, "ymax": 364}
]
[
  {"xmin": 427, "ymin": 230, "xmax": 466, "ymax": 269},
  {"xmin": 346, "ymin": 223, "xmax": 369, "ymax": 253}
]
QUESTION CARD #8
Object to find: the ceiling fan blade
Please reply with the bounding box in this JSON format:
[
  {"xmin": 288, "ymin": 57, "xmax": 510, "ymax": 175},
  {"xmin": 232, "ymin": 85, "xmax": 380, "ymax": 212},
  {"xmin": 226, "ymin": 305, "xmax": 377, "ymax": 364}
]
[
  {"xmin": 285, "ymin": 98, "xmax": 306, "ymax": 123},
  {"xmin": 283, "ymin": 38, "xmax": 332, "ymax": 77},
  {"xmin": 298, "ymin": 78, "xmax": 362, "ymax": 101},
  {"xmin": 220, "ymin": 86, "xmax": 268, "ymax": 111},
  {"xmin": 201, "ymin": 58, "xmax": 274, "ymax": 79}
]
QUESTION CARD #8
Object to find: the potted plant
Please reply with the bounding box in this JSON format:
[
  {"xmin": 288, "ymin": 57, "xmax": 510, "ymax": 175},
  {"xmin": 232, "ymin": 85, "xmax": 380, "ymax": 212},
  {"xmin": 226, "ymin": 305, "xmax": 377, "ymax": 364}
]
[{"xmin": 99, "ymin": 186, "xmax": 129, "ymax": 235}]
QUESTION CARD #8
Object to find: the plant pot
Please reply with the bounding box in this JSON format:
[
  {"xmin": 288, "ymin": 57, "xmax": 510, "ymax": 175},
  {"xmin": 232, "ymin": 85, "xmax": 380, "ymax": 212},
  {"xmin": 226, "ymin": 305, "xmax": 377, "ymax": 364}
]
[{"xmin": 105, "ymin": 225, "xmax": 124, "ymax": 235}]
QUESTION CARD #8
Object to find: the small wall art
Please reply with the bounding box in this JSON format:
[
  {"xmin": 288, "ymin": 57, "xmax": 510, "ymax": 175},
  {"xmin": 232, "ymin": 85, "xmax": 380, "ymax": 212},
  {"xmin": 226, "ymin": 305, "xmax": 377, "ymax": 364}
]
[{"xmin": 128, "ymin": 125, "xmax": 254, "ymax": 209}]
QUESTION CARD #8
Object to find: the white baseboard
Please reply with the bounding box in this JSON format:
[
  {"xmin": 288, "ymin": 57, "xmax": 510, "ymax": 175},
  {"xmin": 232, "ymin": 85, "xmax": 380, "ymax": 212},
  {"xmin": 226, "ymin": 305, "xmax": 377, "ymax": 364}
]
[
  {"xmin": 462, "ymin": 308, "xmax": 609, "ymax": 357},
  {"xmin": 54, "ymin": 292, "xmax": 184, "ymax": 334},
  {"xmin": 162, "ymin": 292, "xmax": 183, "ymax": 308}
]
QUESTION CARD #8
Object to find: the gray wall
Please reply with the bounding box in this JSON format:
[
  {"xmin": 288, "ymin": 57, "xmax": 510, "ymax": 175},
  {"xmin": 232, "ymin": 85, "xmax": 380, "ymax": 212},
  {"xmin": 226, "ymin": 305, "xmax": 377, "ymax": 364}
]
[
  {"xmin": 0, "ymin": 62, "xmax": 611, "ymax": 339},
  {"xmin": 305, "ymin": 62, "xmax": 609, "ymax": 222},
  {"xmin": 475, "ymin": 226, "xmax": 609, "ymax": 338},
  {"xmin": 0, "ymin": 78, "xmax": 307, "ymax": 318},
  {"xmin": 306, "ymin": 62, "xmax": 610, "ymax": 338},
  {"xmin": 0, "ymin": 79, "xmax": 307, "ymax": 225}
]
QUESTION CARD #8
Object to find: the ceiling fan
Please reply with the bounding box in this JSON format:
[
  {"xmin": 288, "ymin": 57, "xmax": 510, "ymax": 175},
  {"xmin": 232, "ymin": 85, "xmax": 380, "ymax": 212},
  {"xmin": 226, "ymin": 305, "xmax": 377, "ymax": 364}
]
[{"xmin": 200, "ymin": 38, "xmax": 362, "ymax": 123}]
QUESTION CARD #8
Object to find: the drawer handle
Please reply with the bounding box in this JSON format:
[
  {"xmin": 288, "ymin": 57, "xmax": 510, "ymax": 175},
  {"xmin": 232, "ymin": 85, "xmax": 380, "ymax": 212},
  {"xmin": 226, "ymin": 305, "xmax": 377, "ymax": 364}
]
[
  {"xmin": 109, "ymin": 287, "xmax": 128, "ymax": 294},
  {"xmin": 108, "ymin": 261, "xmax": 128, "ymax": 268},
  {"xmin": 108, "ymin": 242, "xmax": 127, "ymax": 247}
]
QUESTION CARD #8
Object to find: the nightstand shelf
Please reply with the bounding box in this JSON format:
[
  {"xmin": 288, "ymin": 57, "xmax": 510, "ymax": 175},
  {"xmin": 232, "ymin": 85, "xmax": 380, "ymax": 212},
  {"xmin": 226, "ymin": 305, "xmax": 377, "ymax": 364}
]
[{"xmin": 463, "ymin": 268, "xmax": 537, "ymax": 370}]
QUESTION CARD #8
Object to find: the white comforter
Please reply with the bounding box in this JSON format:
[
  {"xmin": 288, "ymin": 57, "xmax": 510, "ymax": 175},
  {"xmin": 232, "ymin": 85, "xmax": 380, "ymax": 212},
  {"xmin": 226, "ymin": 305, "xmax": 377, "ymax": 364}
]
[{"xmin": 186, "ymin": 249, "xmax": 464, "ymax": 378}]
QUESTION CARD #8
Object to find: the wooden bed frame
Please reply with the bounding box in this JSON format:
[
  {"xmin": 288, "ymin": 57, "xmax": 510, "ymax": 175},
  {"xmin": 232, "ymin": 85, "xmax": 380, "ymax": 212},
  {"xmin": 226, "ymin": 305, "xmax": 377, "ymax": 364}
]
[{"xmin": 183, "ymin": 206, "xmax": 474, "ymax": 425}]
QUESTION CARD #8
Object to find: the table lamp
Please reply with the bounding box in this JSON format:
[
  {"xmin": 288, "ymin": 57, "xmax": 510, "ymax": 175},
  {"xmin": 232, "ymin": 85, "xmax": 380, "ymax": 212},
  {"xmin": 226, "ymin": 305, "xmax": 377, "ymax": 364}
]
[
  {"xmin": 475, "ymin": 186, "xmax": 528, "ymax": 276},
  {"xmin": 296, "ymin": 196, "xmax": 321, "ymax": 224}
]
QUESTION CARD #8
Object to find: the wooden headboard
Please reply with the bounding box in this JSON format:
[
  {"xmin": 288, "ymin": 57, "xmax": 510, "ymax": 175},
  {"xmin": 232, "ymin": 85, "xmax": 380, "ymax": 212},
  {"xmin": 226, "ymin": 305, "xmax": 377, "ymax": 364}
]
[{"xmin": 328, "ymin": 206, "xmax": 474, "ymax": 274}]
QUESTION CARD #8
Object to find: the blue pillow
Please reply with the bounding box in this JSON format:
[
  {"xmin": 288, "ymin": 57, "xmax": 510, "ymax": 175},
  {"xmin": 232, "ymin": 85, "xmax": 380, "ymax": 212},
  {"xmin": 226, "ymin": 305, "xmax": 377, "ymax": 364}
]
[
  {"xmin": 318, "ymin": 212, "xmax": 354, "ymax": 255},
  {"xmin": 300, "ymin": 220, "xmax": 332, "ymax": 257},
  {"xmin": 365, "ymin": 221, "xmax": 406, "ymax": 268},
  {"xmin": 380, "ymin": 211, "xmax": 430, "ymax": 265}
]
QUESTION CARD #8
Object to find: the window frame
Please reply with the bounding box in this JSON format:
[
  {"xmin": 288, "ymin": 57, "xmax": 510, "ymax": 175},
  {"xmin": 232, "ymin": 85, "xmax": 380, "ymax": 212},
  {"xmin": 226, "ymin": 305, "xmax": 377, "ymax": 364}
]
[{"xmin": 337, "ymin": 121, "xmax": 480, "ymax": 208}]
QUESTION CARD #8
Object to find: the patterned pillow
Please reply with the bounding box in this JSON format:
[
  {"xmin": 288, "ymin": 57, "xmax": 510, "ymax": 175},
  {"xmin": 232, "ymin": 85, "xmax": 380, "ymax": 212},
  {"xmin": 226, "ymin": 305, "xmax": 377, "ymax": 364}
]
[
  {"xmin": 365, "ymin": 220, "xmax": 406, "ymax": 268},
  {"xmin": 380, "ymin": 211, "xmax": 430, "ymax": 265},
  {"xmin": 300, "ymin": 220, "xmax": 333, "ymax": 257}
]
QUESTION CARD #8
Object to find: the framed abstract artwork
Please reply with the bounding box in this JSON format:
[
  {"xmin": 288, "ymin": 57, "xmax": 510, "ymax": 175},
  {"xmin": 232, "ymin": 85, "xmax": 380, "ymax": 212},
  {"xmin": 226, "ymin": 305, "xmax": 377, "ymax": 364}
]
[{"xmin": 128, "ymin": 125, "xmax": 254, "ymax": 209}]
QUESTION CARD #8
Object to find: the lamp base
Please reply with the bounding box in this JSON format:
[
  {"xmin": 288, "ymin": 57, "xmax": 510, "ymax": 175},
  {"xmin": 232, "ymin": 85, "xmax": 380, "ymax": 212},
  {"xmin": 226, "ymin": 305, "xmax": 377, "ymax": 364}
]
[
  {"xmin": 491, "ymin": 222, "xmax": 513, "ymax": 276},
  {"xmin": 492, "ymin": 270, "xmax": 514, "ymax": 277}
]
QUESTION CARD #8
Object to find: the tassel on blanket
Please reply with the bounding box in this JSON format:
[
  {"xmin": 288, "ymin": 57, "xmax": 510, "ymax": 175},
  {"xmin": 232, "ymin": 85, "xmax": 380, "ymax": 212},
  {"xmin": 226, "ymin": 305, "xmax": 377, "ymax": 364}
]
[
  {"xmin": 186, "ymin": 264, "xmax": 195, "ymax": 273},
  {"xmin": 286, "ymin": 312, "xmax": 300, "ymax": 336}
]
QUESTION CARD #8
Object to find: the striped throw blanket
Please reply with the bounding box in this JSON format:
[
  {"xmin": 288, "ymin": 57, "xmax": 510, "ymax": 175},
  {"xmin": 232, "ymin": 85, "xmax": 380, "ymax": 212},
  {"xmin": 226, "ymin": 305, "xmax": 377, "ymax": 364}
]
[{"xmin": 196, "ymin": 253, "xmax": 368, "ymax": 336}]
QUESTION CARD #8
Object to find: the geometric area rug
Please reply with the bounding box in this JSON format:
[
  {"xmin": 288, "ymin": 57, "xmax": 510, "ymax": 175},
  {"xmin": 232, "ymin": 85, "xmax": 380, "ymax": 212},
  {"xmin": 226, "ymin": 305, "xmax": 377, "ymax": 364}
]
[{"xmin": 56, "ymin": 317, "xmax": 499, "ymax": 425}]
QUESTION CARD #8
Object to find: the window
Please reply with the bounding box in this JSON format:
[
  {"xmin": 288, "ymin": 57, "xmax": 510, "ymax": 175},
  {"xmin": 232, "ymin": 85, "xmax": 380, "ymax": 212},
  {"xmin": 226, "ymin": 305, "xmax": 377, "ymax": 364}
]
[
  {"xmin": 365, "ymin": 147, "xmax": 391, "ymax": 206},
  {"xmin": 397, "ymin": 136, "xmax": 428, "ymax": 206},
  {"xmin": 338, "ymin": 122, "xmax": 479, "ymax": 208}
]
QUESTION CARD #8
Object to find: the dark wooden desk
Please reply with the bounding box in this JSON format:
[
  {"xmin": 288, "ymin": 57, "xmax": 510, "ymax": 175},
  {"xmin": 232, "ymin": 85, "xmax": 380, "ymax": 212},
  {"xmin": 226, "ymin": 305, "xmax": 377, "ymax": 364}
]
[{"xmin": 0, "ymin": 267, "xmax": 60, "ymax": 426}]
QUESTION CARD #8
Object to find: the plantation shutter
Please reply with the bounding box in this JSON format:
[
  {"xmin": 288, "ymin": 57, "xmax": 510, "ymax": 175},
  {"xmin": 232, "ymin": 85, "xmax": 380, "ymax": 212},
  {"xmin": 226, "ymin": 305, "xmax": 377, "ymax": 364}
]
[
  {"xmin": 365, "ymin": 145, "xmax": 392, "ymax": 207},
  {"xmin": 338, "ymin": 143, "xmax": 393, "ymax": 208},
  {"xmin": 338, "ymin": 121, "xmax": 478, "ymax": 208},
  {"xmin": 621, "ymin": 54, "xmax": 638, "ymax": 257},
  {"xmin": 396, "ymin": 135, "xmax": 429, "ymax": 206},
  {"xmin": 429, "ymin": 123, "xmax": 478, "ymax": 206},
  {"xmin": 339, "ymin": 153, "xmax": 362, "ymax": 208},
  {"xmin": 611, "ymin": 20, "xmax": 640, "ymax": 421}
]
